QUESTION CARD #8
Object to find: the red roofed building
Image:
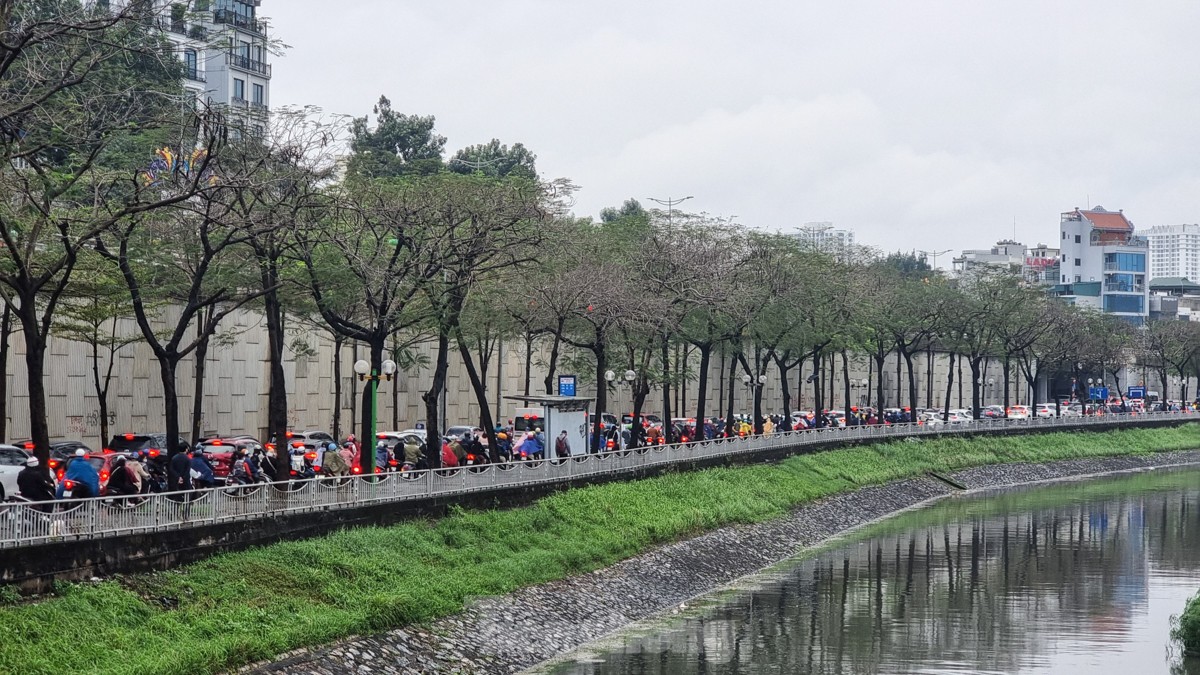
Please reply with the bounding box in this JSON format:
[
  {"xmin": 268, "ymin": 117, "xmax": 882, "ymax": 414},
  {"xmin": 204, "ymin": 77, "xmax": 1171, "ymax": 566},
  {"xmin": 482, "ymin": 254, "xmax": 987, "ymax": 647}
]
[{"xmin": 1055, "ymin": 206, "xmax": 1149, "ymax": 323}]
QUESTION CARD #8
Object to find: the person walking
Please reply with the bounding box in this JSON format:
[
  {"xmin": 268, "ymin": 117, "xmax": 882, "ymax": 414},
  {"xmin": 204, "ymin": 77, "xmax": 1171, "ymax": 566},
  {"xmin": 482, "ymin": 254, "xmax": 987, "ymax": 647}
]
[{"xmin": 168, "ymin": 443, "xmax": 192, "ymax": 493}]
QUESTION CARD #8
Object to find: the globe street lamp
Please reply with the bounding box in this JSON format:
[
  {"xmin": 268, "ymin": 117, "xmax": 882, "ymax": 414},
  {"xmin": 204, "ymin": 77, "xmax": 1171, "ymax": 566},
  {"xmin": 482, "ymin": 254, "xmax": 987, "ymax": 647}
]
[{"xmin": 355, "ymin": 358, "xmax": 397, "ymax": 475}]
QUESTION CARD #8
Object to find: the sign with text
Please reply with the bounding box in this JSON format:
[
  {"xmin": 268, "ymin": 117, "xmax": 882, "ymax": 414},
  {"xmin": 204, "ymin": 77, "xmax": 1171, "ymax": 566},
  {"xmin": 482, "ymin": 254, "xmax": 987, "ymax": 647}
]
[
  {"xmin": 558, "ymin": 375, "xmax": 577, "ymax": 397},
  {"xmin": 1088, "ymin": 386, "xmax": 1109, "ymax": 402},
  {"xmin": 1128, "ymin": 386, "xmax": 1146, "ymax": 400}
]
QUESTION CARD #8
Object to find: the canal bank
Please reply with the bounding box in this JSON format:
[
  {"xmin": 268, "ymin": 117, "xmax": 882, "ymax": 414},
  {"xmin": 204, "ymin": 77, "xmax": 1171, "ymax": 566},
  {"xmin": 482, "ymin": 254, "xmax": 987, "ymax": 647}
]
[
  {"xmin": 1, "ymin": 425, "xmax": 1197, "ymax": 675},
  {"xmin": 244, "ymin": 427, "xmax": 1200, "ymax": 675}
]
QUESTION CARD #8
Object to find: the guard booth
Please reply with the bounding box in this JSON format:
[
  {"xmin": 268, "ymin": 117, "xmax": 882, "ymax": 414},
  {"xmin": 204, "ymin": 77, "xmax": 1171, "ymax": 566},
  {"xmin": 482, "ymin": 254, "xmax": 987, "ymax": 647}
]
[{"xmin": 503, "ymin": 395, "xmax": 592, "ymax": 458}]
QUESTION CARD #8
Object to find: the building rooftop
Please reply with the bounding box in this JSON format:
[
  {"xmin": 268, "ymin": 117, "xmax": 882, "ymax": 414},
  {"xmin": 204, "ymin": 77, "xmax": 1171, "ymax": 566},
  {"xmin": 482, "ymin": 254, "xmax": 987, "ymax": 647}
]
[
  {"xmin": 1070, "ymin": 206, "xmax": 1133, "ymax": 232},
  {"xmin": 1149, "ymin": 277, "xmax": 1200, "ymax": 294}
]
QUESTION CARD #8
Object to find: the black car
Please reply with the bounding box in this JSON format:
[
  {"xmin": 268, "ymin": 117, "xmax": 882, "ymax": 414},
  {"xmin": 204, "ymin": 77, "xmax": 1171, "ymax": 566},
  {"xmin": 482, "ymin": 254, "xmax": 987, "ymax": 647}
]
[
  {"xmin": 13, "ymin": 439, "xmax": 93, "ymax": 473},
  {"xmin": 105, "ymin": 433, "xmax": 189, "ymax": 457}
]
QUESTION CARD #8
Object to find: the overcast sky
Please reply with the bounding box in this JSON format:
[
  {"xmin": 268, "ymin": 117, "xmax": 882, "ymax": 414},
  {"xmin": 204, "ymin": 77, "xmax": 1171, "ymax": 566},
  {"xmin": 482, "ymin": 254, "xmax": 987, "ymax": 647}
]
[{"xmin": 264, "ymin": 1, "xmax": 1200, "ymax": 262}]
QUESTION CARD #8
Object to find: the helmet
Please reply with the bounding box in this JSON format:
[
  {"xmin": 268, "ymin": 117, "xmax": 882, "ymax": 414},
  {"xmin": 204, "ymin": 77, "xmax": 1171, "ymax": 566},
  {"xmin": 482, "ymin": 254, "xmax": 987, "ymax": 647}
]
[
  {"xmin": 24, "ymin": 456, "xmax": 38, "ymax": 467},
  {"xmin": 342, "ymin": 440, "xmax": 353, "ymax": 448},
  {"xmin": 497, "ymin": 432, "xmax": 508, "ymax": 441},
  {"xmin": 193, "ymin": 447, "xmax": 205, "ymax": 455},
  {"xmin": 75, "ymin": 448, "xmax": 86, "ymax": 457},
  {"xmin": 327, "ymin": 442, "xmax": 337, "ymax": 451}
]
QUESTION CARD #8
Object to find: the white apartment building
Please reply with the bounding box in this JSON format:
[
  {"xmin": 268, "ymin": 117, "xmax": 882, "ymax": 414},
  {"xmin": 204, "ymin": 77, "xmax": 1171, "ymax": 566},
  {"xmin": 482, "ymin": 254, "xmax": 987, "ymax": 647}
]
[
  {"xmin": 121, "ymin": 0, "xmax": 272, "ymax": 135},
  {"xmin": 794, "ymin": 223, "xmax": 855, "ymax": 257},
  {"xmin": 951, "ymin": 239, "xmax": 1025, "ymax": 276},
  {"xmin": 1055, "ymin": 206, "xmax": 1149, "ymax": 323},
  {"xmin": 1146, "ymin": 224, "xmax": 1200, "ymax": 282}
]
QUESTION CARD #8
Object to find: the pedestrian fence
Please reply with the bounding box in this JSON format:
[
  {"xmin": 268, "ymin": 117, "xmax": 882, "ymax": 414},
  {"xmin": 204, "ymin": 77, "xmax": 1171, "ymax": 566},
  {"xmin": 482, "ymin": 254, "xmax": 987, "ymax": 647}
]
[{"xmin": 1, "ymin": 411, "xmax": 1194, "ymax": 549}]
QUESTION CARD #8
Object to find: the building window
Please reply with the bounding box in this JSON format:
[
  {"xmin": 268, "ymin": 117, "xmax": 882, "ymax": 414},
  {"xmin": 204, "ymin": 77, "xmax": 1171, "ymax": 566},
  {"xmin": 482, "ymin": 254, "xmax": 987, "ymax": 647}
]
[
  {"xmin": 1062, "ymin": 231, "xmax": 1067, "ymax": 240},
  {"xmin": 183, "ymin": 49, "xmax": 197, "ymax": 76},
  {"xmin": 233, "ymin": 78, "xmax": 245, "ymax": 101},
  {"xmin": 1075, "ymin": 275, "xmax": 1081, "ymax": 283},
  {"xmin": 1074, "ymin": 258, "xmax": 1081, "ymax": 266},
  {"xmin": 1104, "ymin": 295, "xmax": 1145, "ymax": 314},
  {"xmin": 1104, "ymin": 252, "xmax": 1146, "ymax": 272},
  {"xmin": 1074, "ymin": 234, "xmax": 1081, "ymax": 244},
  {"xmin": 252, "ymin": 83, "xmax": 264, "ymax": 105}
]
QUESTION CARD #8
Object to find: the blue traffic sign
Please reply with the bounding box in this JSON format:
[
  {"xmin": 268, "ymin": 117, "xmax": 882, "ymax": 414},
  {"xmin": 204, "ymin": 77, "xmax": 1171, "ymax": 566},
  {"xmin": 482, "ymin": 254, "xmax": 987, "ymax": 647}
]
[
  {"xmin": 1088, "ymin": 386, "xmax": 1109, "ymax": 401},
  {"xmin": 1128, "ymin": 386, "xmax": 1146, "ymax": 400}
]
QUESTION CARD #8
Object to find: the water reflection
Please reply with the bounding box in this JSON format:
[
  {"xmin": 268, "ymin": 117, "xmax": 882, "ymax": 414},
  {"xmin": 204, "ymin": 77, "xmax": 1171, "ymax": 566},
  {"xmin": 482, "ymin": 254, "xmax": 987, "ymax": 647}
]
[{"xmin": 551, "ymin": 469, "xmax": 1200, "ymax": 675}]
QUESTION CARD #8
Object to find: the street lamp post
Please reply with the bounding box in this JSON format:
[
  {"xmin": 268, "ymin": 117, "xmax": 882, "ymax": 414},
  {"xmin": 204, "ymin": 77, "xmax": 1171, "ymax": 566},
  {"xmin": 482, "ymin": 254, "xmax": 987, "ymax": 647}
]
[
  {"xmin": 354, "ymin": 358, "xmax": 397, "ymax": 475},
  {"xmin": 647, "ymin": 195, "xmax": 693, "ymax": 230}
]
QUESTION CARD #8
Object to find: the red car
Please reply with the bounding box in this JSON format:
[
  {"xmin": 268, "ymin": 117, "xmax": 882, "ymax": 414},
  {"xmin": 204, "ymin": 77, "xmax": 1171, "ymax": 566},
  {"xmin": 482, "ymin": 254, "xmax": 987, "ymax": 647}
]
[{"xmin": 196, "ymin": 436, "xmax": 263, "ymax": 482}]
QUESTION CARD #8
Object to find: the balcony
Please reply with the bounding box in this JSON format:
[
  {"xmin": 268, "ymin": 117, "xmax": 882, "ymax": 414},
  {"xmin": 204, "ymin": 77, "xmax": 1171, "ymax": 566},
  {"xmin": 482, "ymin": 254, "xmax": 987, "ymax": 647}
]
[
  {"xmin": 230, "ymin": 97, "xmax": 249, "ymax": 108},
  {"xmin": 156, "ymin": 18, "xmax": 207, "ymax": 40},
  {"xmin": 183, "ymin": 67, "xmax": 206, "ymax": 83},
  {"xmin": 226, "ymin": 53, "xmax": 272, "ymax": 77},
  {"xmin": 1104, "ymin": 282, "xmax": 1145, "ymax": 293},
  {"xmin": 213, "ymin": 9, "xmax": 264, "ymax": 34}
]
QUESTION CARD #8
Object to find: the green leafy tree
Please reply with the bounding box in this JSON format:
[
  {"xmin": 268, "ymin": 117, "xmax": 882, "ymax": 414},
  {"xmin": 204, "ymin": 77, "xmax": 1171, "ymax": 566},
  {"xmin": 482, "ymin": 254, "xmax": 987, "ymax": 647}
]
[
  {"xmin": 347, "ymin": 96, "xmax": 445, "ymax": 179},
  {"xmin": 448, "ymin": 139, "xmax": 537, "ymax": 179},
  {"xmin": 0, "ymin": 1, "xmax": 215, "ymax": 461}
]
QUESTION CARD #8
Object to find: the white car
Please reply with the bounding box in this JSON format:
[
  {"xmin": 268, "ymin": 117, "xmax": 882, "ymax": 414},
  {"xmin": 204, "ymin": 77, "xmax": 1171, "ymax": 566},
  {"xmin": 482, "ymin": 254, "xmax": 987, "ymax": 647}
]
[
  {"xmin": 1006, "ymin": 406, "xmax": 1030, "ymax": 420},
  {"xmin": 0, "ymin": 444, "xmax": 32, "ymax": 500}
]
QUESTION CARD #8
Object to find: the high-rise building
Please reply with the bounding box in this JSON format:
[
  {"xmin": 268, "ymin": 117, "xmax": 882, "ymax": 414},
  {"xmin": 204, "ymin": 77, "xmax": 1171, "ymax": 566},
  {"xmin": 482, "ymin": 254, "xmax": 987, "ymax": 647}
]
[
  {"xmin": 1054, "ymin": 206, "xmax": 1149, "ymax": 323},
  {"xmin": 794, "ymin": 223, "xmax": 855, "ymax": 258},
  {"xmin": 122, "ymin": 1, "xmax": 272, "ymax": 135},
  {"xmin": 1145, "ymin": 224, "xmax": 1200, "ymax": 282}
]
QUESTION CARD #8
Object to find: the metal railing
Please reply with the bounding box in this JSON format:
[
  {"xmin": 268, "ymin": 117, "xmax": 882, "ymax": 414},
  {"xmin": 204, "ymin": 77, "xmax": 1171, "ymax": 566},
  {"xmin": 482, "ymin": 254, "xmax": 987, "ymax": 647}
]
[{"xmin": 0, "ymin": 411, "xmax": 1193, "ymax": 550}]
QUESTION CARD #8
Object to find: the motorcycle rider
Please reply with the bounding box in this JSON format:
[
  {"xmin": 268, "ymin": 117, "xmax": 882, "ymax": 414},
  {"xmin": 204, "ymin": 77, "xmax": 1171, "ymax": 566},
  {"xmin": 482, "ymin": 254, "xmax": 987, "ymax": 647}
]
[
  {"xmin": 230, "ymin": 447, "xmax": 260, "ymax": 485},
  {"xmin": 168, "ymin": 442, "xmax": 192, "ymax": 493},
  {"xmin": 374, "ymin": 440, "xmax": 390, "ymax": 473},
  {"xmin": 17, "ymin": 456, "xmax": 55, "ymax": 508},
  {"xmin": 448, "ymin": 435, "xmax": 467, "ymax": 465},
  {"xmin": 190, "ymin": 447, "xmax": 216, "ymax": 489},
  {"xmin": 105, "ymin": 454, "xmax": 139, "ymax": 498},
  {"xmin": 56, "ymin": 448, "xmax": 100, "ymax": 499},
  {"xmin": 126, "ymin": 452, "xmax": 150, "ymax": 494},
  {"xmin": 494, "ymin": 432, "xmax": 512, "ymax": 461},
  {"xmin": 321, "ymin": 442, "xmax": 350, "ymax": 476},
  {"xmin": 402, "ymin": 437, "xmax": 423, "ymax": 469}
]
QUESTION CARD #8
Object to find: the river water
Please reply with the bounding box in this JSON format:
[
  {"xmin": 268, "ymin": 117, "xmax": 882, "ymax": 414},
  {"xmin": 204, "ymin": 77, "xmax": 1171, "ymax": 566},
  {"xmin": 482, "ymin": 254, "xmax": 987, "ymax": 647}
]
[{"xmin": 548, "ymin": 467, "xmax": 1200, "ymax": 675}]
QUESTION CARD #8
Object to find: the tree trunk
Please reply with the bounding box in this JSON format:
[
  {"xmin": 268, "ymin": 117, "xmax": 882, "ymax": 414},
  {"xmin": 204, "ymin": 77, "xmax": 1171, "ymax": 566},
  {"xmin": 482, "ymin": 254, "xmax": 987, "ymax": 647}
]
[
  {"xmin": 841, "ymin": 349, "xmax": 852, "ymax": 418},
  {"xmin": 263, "ymin": 283, "xmax": 288, "ymax": 460},
  {"xmin": 943, "ymin": 352, "xmax": 956, "ymax": 422},
  {"xmin": 1002, "ymin": 357, "xmax": 1012, "ymax": 418},
  {"xmin": 422, "ymin": 332, "xmax": 450, "ymax": 468},
  {"xmin": 0, "ymin": 303, "xmax": 10, "ymax": 442},
  {"xmin": 190, "ymin": 331, "xmax": 209, "ymax": 444},
  {"xmin": 777, "ymin": 356, "xmax": 791, "ymax": 422},
  {"xmin": 543, "ymin": 323, "xmax": 564, "ymax": 395},
  {"xmin": 902, "ymin": 348, "xmax": 918, "ymax": 418},
  {"xmin": 332, "ymin": 334, "xmax": 343, "ymax": 440},
  {"xmin": 661, "ymin": 338, "xmax": 673, "ymax": 443},
  {"xmin": 812, "ymin": 350, "xmax": 824, "ymax": 428},
  {"xmin": 874, "ymin": 347, "xmax": 887, "ymax": 413},
  {"xmin": 159, "ymin": 356, "xmax": 182, "ymax": 456},
  {"xmin": 694, "ymin": 344, "xmax": 711, "ymax": 436},
  {"xmin": 724, "ymin": 351, "xmax": 737, "ymax": 437},
  {"xmin": 456, "ymin": 332, "xmax": 498, "ymax": 461},
  {"xmin": 591, "ymin": 335, "xmax": 607, "ymax": 453},
  {"xmin": 523, "ymin": 331, "xmax": 533, "ymax": 397},
  {"xmin": 21, "ymin": 316, "xmax": 50, "ymax": 464},
  {"xmin": 970, "ymin": 357, "xmax": 983, "ymax": 419},
  {"xmin": 925, "ymin": 345, "xmax": 934, "ymax": 410}
]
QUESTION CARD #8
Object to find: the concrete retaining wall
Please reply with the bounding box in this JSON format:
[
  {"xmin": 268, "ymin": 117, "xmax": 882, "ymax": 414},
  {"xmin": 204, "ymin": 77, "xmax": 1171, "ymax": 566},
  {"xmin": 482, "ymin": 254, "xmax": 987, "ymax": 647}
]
[{"xmin": 1, "ymin": 417, "xmax": 1187, "ymax": 593}]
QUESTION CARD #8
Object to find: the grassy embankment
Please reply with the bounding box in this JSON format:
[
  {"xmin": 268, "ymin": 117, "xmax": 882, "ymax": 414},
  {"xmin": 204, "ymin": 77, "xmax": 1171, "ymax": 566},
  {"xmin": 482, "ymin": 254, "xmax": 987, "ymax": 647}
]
[{"xmin": 1, "ymin": 424, "xmax": 1197, "ymax": 675}]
